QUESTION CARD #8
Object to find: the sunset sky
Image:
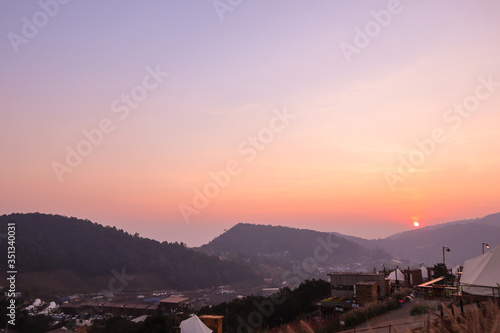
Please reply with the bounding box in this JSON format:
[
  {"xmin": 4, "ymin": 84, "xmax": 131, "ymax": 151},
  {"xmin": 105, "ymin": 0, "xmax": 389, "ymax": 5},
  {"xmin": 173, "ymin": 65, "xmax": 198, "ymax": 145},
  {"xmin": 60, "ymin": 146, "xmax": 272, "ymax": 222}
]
[{"xmin": 1, "ymin": 1, "xmax": 500, "ymax": 246}]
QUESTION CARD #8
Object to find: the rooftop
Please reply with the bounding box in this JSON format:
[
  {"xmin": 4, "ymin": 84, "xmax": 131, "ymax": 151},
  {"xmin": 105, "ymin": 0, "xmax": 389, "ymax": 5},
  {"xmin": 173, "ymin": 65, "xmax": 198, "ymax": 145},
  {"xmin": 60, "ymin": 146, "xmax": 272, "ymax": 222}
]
[{"xmin": 159, "ymin": 297, "xmax": 189, "ymax": 304}]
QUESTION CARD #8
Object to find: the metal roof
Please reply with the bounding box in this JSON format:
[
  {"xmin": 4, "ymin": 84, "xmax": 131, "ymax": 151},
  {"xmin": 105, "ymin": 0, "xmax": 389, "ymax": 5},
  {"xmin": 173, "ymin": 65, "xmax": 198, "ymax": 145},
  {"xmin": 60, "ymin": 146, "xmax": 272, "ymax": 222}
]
[
  {"xmin": 159, "ymin": 297, "xmax": 189, "ymax": 304},
  {"xmin": 417, "ymin": 276, "xmax": 445, "ymax": 288}
]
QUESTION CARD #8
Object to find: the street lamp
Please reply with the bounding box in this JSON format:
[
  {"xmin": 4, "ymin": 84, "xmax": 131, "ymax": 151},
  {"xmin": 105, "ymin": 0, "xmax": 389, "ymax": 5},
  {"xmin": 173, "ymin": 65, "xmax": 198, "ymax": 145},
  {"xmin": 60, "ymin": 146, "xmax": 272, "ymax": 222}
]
[
  {"xmin": 442, "ymin": 247, "xmax": 451, "ymax": 265},
  {"xmin": 482, "ymin": 243, "xmax": 490, "ymax": 254}
]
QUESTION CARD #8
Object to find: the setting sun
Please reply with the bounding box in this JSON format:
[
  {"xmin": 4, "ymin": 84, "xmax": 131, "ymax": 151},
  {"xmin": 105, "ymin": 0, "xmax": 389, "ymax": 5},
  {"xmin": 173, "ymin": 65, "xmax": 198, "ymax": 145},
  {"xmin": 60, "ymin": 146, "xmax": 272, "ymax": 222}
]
[{"xmin": 413, "ymin": 221, "xmax": 420, "ymax": 227}]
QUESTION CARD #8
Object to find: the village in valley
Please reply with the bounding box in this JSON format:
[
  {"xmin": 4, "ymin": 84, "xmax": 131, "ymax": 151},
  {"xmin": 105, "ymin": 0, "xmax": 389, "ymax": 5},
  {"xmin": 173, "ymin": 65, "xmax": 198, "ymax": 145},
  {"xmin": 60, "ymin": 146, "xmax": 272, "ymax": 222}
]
[
  {"xmin": 3, "ymin": 243, "xmax": 499, "ymax": 333},
  {"xmin": 2, "ymin": 1, "xmax": 500, "ymax": 332}
]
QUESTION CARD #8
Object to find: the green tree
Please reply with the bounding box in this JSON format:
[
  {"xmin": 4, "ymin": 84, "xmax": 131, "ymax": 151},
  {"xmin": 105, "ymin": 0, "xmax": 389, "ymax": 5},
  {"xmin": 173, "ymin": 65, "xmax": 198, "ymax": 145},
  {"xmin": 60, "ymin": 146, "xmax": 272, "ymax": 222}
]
[
  {"xmin": 432, "ymin": 263, "xmax": 454, "ymax": 283},
  {"xmin": 15, "ymin": 313, "xmax": 52, "ymax": 333}
]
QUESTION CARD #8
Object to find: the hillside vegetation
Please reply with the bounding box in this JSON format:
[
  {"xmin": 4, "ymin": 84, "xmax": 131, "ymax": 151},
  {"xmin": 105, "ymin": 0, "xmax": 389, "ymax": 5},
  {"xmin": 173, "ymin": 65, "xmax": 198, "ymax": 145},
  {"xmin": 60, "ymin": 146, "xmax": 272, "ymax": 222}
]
[
  {"xmin": 199, "ymin": 223, "xmax": 391, "ymax": 263},
  {"xmin": 0, "ymin": 213, "xmax": 256, "ymax": 292}
]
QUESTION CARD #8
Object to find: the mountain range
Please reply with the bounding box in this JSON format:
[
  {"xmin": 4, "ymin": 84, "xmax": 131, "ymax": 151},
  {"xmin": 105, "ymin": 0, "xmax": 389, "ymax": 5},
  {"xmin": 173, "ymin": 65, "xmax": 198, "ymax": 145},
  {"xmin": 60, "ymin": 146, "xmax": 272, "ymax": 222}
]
[
  {"xmin": 1, "ymin": 211, "xmax": 498, "ymax": 294},
  {"xmin": 331, "ymin": 212, "xmax": 500, "ymax": 267},
  {"xmin": 199, "ymin": 213, "xmax": 499, "ymax": 269},
  {"xmin": 0, "ymin": 213, "xmax": 256, "ymax": 294},
  {"xmin": 198, "ymin": 223, "xmax": 391, "ymax": 268}
]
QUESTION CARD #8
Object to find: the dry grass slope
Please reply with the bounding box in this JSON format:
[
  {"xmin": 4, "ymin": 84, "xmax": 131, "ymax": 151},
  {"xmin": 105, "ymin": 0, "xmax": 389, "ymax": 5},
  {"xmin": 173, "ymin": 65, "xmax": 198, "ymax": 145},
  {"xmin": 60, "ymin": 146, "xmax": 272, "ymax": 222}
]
[
  {"xmin": 418, "ymin": 300, "xmax": 500, "ymax": 333},
  {"xmin": 268, "ymin": 301, "xmax": 500, "ymax": 333}
]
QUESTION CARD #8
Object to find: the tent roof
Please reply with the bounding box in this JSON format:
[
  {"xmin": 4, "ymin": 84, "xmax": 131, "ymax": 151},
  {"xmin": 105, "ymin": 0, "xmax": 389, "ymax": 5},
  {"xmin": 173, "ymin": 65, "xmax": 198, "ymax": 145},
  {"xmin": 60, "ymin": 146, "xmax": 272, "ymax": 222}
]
[
  {"xmin": 460, "ymin": 245, "xmax": 500, "ymax": 289},
  {"xmin": 388, "ymin": 268, "xmax": 404, "ymax": 281},
  {"xmin": 180, "ymin": 315, "xmax": 212, "ymax": 333},
  {"xmin": 420, "ymin": 266, "xmax": 429, "ymax": 278},
  {"xmin": 131, "ymin": 315, "xmax": 148, "ymax": 323}
]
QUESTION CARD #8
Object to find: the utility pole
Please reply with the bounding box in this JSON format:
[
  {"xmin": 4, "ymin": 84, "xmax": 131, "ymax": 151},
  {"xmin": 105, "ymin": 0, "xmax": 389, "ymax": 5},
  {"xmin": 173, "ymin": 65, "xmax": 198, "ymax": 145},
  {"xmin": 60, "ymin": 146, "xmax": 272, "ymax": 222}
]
[{"xmin": 442, "ymin": 247, "xmax": 450, "ymax": 266}]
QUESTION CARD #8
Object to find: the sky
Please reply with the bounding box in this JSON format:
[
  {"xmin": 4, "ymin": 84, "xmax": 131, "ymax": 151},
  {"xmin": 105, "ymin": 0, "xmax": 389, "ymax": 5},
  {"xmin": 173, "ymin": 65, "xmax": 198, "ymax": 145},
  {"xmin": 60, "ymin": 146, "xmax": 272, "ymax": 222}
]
[{"xmin": 1, "ymin": 1, "xmax": 500, "ymax": 247}]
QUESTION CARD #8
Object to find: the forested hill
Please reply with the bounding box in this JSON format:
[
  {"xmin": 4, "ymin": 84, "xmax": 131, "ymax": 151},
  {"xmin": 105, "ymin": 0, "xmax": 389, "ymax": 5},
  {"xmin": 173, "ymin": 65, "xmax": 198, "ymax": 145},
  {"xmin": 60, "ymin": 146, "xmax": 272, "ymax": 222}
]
[
  {"xmin": 199, "ymin": 223, "xmax": 391, "ymax": 263},
  {"xmin": 0, "ymin": 213, "xmax": 255, "ymax": 291}
]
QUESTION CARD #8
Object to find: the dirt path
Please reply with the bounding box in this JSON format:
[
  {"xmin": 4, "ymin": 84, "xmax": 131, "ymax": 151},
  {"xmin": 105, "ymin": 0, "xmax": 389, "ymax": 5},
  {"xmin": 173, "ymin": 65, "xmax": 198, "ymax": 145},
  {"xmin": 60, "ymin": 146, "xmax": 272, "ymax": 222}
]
[{"xmin": 340, "ymin": 299, "xmax": 440, "ymax": 333}]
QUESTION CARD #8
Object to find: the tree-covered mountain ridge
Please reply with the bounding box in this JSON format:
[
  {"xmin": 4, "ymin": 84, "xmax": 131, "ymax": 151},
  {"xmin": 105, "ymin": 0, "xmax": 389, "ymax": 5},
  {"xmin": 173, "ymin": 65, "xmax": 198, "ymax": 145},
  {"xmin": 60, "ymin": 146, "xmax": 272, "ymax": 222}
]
[
  {"xmin": 0, "ymin": 213, "xmax": 256, "ymax": 291},
  {"xmin": 198, "ymin": 213, "xmax": 500, "ymax": 268},
  {"xmin": 198, "ymin": 222, "xmax": 392, "ymax": 263}
]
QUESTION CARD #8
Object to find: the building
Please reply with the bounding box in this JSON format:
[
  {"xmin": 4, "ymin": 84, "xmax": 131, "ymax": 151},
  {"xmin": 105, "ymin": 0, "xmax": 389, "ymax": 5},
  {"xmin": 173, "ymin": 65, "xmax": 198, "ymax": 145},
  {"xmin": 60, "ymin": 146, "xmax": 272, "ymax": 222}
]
[
  {"xmin": 159, "ymin": 296, "xmax": 191, "ymax": 314},
  {"xmin": 60, "ymin": 302, "xmax": 100, "ymax": 315},
  {"xmin": 355, "ymin": 281, "xmax": 379, "ymax": 304},
  {"xmin": 405, "ymin": 269, "xmax": 424, "ymax": 286},
  {"xmin": 199, "ymin": 315, "xmax": 224, "ymax": 333},
  {"xmin": 328, "ymin": 272, "xmax": 386, "ymax": 302},
  {"xmin": 60, "ymin": 302, "xmax": 158, "ymax": 317},
  {"xmin": 76, "ymin": 314, "xmax": 93, "ymax": 327},
  {"xmin": 99, "ymin": 302, "xmax": 159, "ymax": 316}
]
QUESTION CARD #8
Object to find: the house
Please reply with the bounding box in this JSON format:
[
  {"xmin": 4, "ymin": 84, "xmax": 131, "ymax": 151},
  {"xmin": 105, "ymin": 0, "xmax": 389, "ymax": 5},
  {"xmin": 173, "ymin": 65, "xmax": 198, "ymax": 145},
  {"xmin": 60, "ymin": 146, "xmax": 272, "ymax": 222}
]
[
  {"xmin": 99, "ymin": 302, "xmax": 159, "ymax": 316},
  {"xmin": 405, "ymin": 269, "xmax": 424, "ymax": 286},
  {"xmin": 75, "ymin": 314, "xmax": 93, "ymax": 327},
  {"xmin": 60, "ymin": 302, "xmax": 100, "ymax": 315},
  {"xmin": 328, "ymin": 272, "xmax": 386, "ymax": 302},
  {"xmin": 355, "ymin": 281, "xmax": 379, "ymax": 304},
  {"xmin": 67, "ymin": 295, "xmax": 81, "ymax": 302},
  {"xmin": 199, "ymin": 315, "xmax": 224, "ymax": 333},
  {"xmin": 159, "ymin": 296, "xmax": 191, "ymax": 314}
]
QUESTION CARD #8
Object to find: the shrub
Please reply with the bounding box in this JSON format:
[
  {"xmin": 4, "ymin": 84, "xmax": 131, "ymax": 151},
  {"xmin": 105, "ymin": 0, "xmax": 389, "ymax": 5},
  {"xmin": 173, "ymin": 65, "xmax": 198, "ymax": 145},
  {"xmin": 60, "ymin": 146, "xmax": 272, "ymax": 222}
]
[
  {"xmin": 410, "ymin": 304, "xmax": 434, "ymax": 316},
  {"xmin": 426, "ymin": 300, "xmax": 500, "ymax": 333},
  {"xmin": 344, "ymin": 298, "xmax": 401, "ymax": 328},
  {"xmin": 392, "ymin": 288, "xmax": 413, "ymax": 301}
]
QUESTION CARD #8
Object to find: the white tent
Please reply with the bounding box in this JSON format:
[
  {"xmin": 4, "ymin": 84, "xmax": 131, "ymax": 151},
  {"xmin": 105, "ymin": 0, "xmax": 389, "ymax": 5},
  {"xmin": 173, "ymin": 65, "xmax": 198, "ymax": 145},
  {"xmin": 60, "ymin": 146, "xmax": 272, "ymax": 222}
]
[
  {"xmin": 388, "ymin": 268, "xmax": 405, "ymax": 283},
  {"xmin": 180, "ymin": 315, "xmax": 213, "ymax": 333},
  {"xmin": 420, "ymin": 266, "xmax": 429, "ymax": 281},
  {"xmin": 452, "ymin": 264, "xmax": 461, "ymax": 276},
  {"xmin": 460, "ymin": 245, "xmax": 500, "ymax": 297}
]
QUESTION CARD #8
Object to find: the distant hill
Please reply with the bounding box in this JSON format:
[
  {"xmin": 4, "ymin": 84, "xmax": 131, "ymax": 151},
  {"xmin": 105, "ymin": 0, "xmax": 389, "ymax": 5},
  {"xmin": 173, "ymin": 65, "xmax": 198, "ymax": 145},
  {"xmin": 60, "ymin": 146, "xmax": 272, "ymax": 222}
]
[
  {"xmin": 199, "ymin": 213, "xmax": 500, "ymax": 271},
  {"xmin": 333, "ymin": 213, "xmax": 500, "ymax": 266},
  {"xmin": 0, "ymin": 213, "xmax": 256, "ymax": 293},
  {"xmin": 198, "ymin": 223, "xmax": 392, "ymax": 267}
]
